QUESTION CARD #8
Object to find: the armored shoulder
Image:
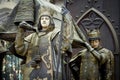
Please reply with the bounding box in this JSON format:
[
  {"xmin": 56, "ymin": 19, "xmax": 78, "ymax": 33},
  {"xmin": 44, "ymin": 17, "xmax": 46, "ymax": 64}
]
[
  {"xmin": 99, "ymin": 48, "xmax": 110, "ymax": 53},
  {"xmin": 99, "ymin": 48, "xmax": 113, "ymax": 57},
  {"xmin": 24, "ymin": 33, "xmax": 36, "ymax": 43}
]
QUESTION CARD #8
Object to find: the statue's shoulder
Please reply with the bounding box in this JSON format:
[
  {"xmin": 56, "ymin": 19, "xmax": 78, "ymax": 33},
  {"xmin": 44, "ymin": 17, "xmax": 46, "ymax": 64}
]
[
  {"xmin": 24, "ymin": 33, "xmax": 37, "ymax": 42},
  {"xmin": 100, "ymin": 48, "xmax": 109, "ymax": 52},
  {"xmin": 99, "ymin": 48, "xmax": 113, "ymax": 55}
]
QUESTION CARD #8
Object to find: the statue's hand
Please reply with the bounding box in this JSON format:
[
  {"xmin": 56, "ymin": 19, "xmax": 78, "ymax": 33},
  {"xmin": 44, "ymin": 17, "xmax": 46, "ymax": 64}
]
[
  {"xmin": 30, "ymin": 55, "xmax": 41, "ymax": 68},
  {"xmin": 84, "ymin": 42, "xmax": 94, "ymax": 51},
  {"xmin": 30, "ymin": 61, "xmax": 38, "ymax": 68},
  {"xmin": 34, "ymin": 55, "xmax": 42, "ymax": 64},
  {"xmin": 19, "ymin": 21, "xmax": 36, "ymax": 32}
]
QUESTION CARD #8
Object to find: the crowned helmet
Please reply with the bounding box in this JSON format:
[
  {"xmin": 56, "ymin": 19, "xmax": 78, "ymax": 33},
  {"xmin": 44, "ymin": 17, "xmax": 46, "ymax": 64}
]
[{"xmin": 87, "ymin": 29, "xmax": 100, "ymax": 40}]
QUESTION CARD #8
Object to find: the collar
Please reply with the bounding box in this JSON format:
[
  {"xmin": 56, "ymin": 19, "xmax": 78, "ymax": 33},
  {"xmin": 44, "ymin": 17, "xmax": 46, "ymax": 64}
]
[{"xmin": 94, "ymin": 46, "xmax": 103, "ymax": 51}]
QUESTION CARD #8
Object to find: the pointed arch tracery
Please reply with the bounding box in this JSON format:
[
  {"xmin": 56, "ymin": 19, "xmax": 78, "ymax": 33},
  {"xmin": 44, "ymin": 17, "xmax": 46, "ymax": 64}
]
[{"xmin": 77, "ymin": 8, "xmax": 119, "ymax": 54}]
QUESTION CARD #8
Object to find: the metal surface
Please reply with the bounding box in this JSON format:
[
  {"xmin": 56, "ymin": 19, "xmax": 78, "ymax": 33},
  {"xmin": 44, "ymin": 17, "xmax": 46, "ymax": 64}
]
[
  {"xmin": 67, "ymin": 0, "xmax": 120, "ymax": 80},
  {"xmin": 0, "ymin": 0, "xmax": 120, "ymax": 80}
]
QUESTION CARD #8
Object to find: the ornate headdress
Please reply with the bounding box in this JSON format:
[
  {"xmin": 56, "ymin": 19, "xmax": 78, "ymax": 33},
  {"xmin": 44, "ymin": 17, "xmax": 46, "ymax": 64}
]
[
  {"xmin": 87, "ymin": 29, "xmax": 100, "ymax": 40},
  {"xmin": 37, "ymin": 7, "xmax": 55, "ymax": 31},
  {"xmin": 39, "ymin": 6, "xmax": 54, "ymax": 18}
]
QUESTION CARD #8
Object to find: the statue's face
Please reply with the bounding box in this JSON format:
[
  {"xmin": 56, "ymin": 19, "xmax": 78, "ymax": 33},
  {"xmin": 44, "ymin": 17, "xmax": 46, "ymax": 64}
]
[
  {"xmin": 40, "ymin": 16, "xmax": 50, "ymax": 30},
  {"xmin": 90, "ymin": 39, "xmax": 100, "ymax": 49}
]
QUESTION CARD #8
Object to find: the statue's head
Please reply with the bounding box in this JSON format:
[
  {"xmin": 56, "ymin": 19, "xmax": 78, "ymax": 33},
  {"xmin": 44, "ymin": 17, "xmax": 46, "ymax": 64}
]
[
  {"xmin": 38, "ymin": 8, "xmax": 55, "ymax": 32},
  {"xmin": 87, "ymin": 29, "xmax": 101, "ymax": 49}
]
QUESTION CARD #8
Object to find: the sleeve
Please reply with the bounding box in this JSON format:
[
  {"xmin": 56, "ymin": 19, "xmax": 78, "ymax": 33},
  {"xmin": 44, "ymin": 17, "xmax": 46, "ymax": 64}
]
[
  {"xmin": 90, "ymin": 49, "xmax": 107, "ymax": 63},
  {"xmin": 99, "ymin": 50, "xmax": 114, "ymax": 80},
  {"xmin": 15, "ymin": 28, "xmax": 33, "ymax": 56},
  {"xmin": 105, "ymin": 51, "xmax": 114, "ymax": 80}
]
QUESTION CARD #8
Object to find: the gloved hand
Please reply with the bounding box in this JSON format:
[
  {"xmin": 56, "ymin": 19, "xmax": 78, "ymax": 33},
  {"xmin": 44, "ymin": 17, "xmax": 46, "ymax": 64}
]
[
  {"xmin": 19, "ymin": 21, "xmax": 36, "ymax": 32},
  {"xmin": 34, "ymin": 55, "xmax": 42, "ymax": 64},
  {"xmin": 84, "ymin": 42, "xmax": 94, "ymax": 51},
  {"xmin": 30, "ymin": 61, "xmax": 38, "ymax": 68}
]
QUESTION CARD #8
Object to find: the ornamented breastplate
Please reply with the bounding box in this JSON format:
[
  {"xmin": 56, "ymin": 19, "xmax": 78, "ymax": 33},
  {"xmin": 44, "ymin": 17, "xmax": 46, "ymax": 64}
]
[{"xmin": 30, "ymin": 33, "xmax": 53, "ymax": 80}]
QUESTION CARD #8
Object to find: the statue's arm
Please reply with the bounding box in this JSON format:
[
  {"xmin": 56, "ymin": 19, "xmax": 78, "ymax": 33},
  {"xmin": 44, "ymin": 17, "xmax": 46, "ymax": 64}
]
[
  {"xmin": 15, "ymin": 28, "xmax": 28, "ymax": 56},
  {"xmin": 105, "ymin": 51, "xmax": 114, "ymax": 80},
  {"xmin": 85, "ymin": 42, "xmax": 108, "ymax": 62}
]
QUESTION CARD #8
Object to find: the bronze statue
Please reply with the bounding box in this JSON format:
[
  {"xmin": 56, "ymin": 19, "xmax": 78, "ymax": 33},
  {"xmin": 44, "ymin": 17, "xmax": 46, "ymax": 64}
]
[
  {"xmin": 87, "ymin": 29, "xmax": 114, "ymax": 80},
  {"xmin": 0, "ymin": 0, "xmax": 90, "ymax": 80},
  {"xmin": 69, "ymin": 29, "xmax": 114, "ymax": 80},
  {"xmin": 15, "ymin": 7, "xmax": 73, "ymax": 80}
]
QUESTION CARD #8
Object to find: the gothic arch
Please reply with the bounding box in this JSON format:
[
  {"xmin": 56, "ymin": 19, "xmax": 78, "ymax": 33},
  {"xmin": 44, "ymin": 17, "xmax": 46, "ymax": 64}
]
[{"xmin": 77, "ymin": 8, "xmax": 119, "ymax": 54}]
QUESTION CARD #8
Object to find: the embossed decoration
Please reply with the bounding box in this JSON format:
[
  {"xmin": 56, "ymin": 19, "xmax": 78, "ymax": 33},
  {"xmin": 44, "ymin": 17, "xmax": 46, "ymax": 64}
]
[
  {"xmin": 81, "ymin": 12, "xmax": 103, "ymax": 30},
  {"xmin": 77, "ymin": 8, "xmax": 119, "ymax": 54}
]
